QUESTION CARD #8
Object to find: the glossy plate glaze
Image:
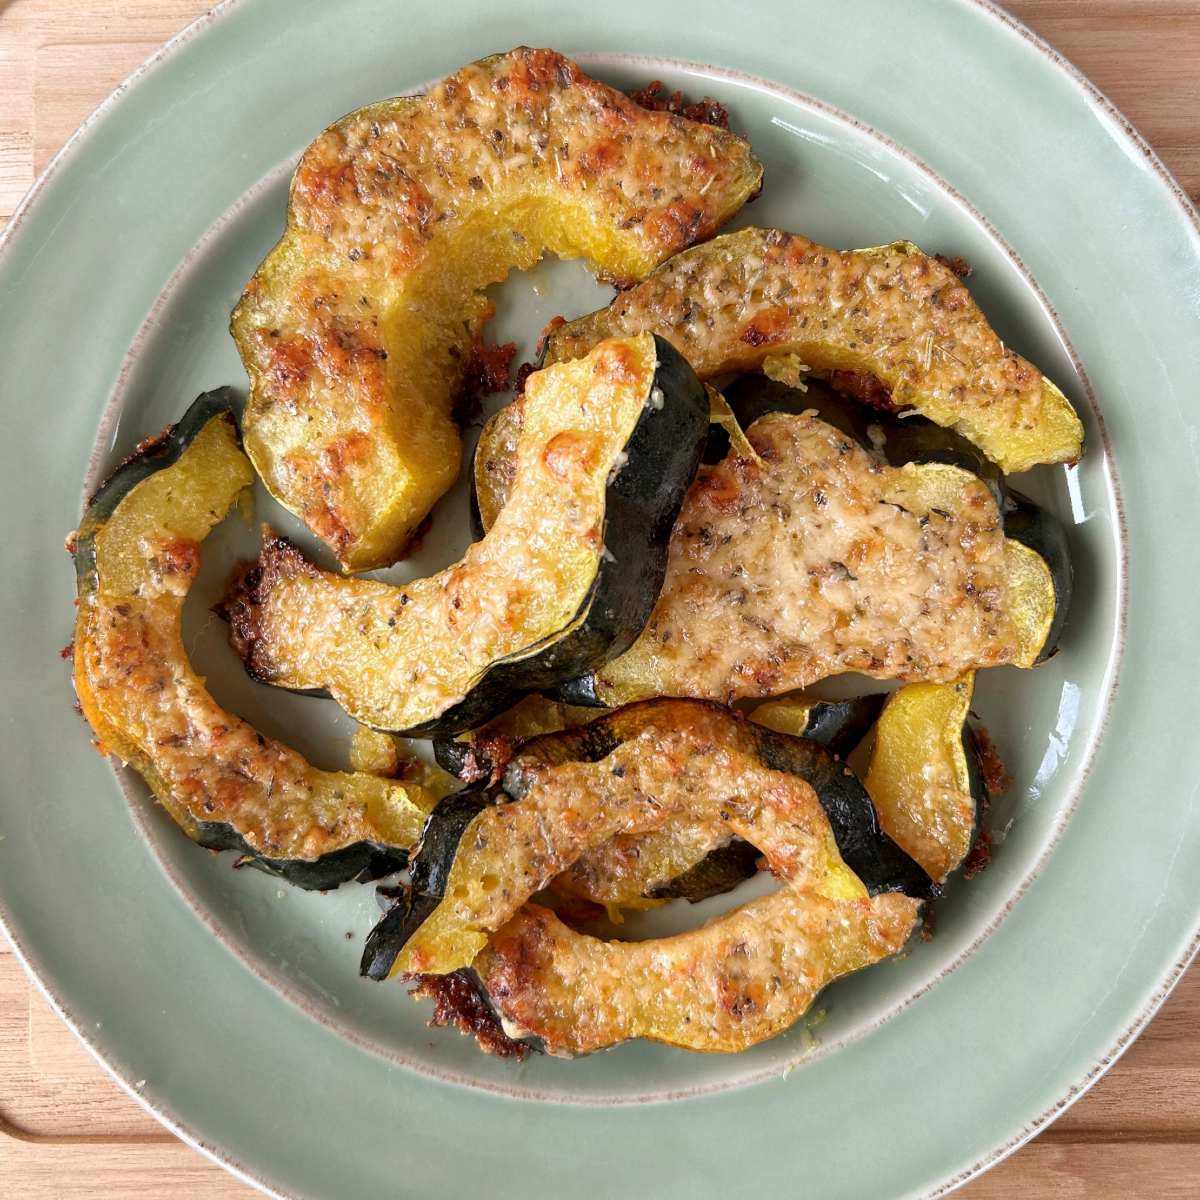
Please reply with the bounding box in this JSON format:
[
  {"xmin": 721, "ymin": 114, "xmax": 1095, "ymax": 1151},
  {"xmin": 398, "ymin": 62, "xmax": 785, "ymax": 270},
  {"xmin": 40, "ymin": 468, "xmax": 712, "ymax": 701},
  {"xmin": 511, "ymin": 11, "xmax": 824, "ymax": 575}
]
[{"xmin": 0, "ymin": 1, "xmax": 1194, "ymax": 1196}]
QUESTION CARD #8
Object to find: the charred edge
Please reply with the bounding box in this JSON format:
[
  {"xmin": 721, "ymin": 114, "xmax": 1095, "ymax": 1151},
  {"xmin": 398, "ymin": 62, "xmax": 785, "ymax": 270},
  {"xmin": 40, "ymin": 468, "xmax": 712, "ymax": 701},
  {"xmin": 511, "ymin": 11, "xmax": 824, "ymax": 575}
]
[
  {"xmin": 407, "ymin": 968, "xmax": 538, "ymax": 1059},
  {"xmin": 217, "ymin": 530, "xmax": 318, "ymax": 685},
  {"xmin": 627, "ymin": 80, "xmax": 731, "ymax": 131}
]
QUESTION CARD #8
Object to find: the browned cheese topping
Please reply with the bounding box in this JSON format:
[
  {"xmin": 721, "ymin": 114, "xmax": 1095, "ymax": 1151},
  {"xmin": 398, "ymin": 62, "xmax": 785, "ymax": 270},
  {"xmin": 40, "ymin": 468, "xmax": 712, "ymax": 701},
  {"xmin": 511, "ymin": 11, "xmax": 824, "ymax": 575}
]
[
  {"xmin": 477, "ymin": 890, "xmax": 920, "ymax": 1055},
  {"xmin": 221, "ymin": 337, "xmax": 657, "ymax": 733},
  {"xmin": 398, "ymin": 708, "xmax": 864, "ymax": 975},
  {"xmin": 546, "ymin": 227, "xmax": 1082, "ymax": 474},
  {"xmin": 74, "ymin": 417, "xmax": 434, "ymax": 863},
  {"xmin": 234, "ymin": 48, "xmax": 761, "ymax": 569},
  {"xmin": 593, "ymin": 411, "xmax": 1018, "ymax": 705}
]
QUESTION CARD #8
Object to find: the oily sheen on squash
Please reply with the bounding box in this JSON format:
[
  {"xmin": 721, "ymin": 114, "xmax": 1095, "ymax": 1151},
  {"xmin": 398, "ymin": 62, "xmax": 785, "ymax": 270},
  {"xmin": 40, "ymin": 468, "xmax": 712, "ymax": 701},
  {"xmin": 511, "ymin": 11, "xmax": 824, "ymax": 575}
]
[
  {"xmin": 556, "ymin": 409, "xmax": 1059, "ymax": 709},
  {"xmin": 71, "ymin": 392, "xmax": 437, "ymax": 889},
  {"xmin": 544, "ymin": 227, "xmax": 1084, "ymax": 474},
  {"xmin": 548, "ymin": 693, "xmax": 889, "ymax": 911},
  {"xmin": 232, "ymin": 47, "xmax": 763, "ymax": 572},
  {"xmin": 865, "ymin": 675, "xmax": 986, "ymax": 882},
  {"xmin": 221, "ymin": 335, "xmax": 710, "ymax": 737}
]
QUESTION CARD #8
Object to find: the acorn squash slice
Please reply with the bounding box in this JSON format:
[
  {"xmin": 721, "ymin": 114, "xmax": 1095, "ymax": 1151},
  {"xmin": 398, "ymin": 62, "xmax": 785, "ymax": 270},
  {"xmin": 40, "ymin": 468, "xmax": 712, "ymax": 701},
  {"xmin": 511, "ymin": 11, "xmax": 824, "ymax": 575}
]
[
  {"xmin": 475, "ymin": 888, "xmax": 920, "ymax": 1055},
  {"xmin": 221, "ymin": 334, "xmax": 710, "ymax": 737},
  {"xmin": 71, "ymin": 392, "xmax": 437, "ymax": 889},
  {"xmin": 722, "ymin": 372, "xmax": 1073, "ymax": 664},
  {"xmin": 367, "ymin": 697, "xmax": 935, "ymax": 980},
  {"xmin": 865, "ymin": 675, "xmax": 987, "ymax": 882},
  {"xmin": 544, "ymin": 227, "xmax": 1083, "ymax": 474},
  {"xmin": 549, "ymin": 692, "xmax": 889, "ymax": 911},
  {"xmin": 232, "ymin": 47, "xmax": 763, "ymax": 572},
  {"xmin": 555, "ymin": 407, "xmax": 1058, "ymax": 709}
]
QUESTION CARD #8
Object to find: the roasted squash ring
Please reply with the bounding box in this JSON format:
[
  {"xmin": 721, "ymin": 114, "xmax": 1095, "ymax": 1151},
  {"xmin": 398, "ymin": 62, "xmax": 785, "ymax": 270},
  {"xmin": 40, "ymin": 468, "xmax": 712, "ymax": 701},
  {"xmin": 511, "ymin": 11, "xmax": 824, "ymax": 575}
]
[
  {"xmin": 72, "ymin": 393, "xmax": 437, "ymax": 889},
  {"xmin": 865, "ymin": 675, "xmax": 985, "ymax": 882},
  {"xmin": 545, "ymin": 227, "xmax": 1083, "ymax": 473},
  {"xmin": 549, "ymin": 694, "xmax": 886, "ymax": 910},
  {"xmin": 476, "ymin": 889, "xmax": 920, "ymax": 1055},
  {"xmin": 232, "ymin": 47, "xmax": 763, "ymax": 572},
  {"xmin": 365, "ymin": 698, "xmax": 933, "ymax": 980},
  {"xmin": 551, "ymin": 405, "xmax": 1059, "ymax": 709},
  {"xmin": 221, "ymin": 335, "xmax": 710, "ymax": 737}
]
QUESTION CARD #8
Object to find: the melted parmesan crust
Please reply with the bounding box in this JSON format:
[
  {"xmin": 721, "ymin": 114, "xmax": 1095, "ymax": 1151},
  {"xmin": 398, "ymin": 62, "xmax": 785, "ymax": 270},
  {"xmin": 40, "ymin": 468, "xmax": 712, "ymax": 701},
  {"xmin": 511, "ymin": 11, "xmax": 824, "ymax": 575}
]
[
  {"xmin": 546, "ymin": 227, "xmax": 1083, "ymax": 473},
  {"xmin": 398, "ymin": 710, "xmax": 866, "ymax": 976},
  {"xmin": 477, "ymin": 890, "xmax": 920, "ymax": 1055},
  {"xmin": 594, "ymin": 412, "xmax": 1022, "ymax": 705},
  {"xmin": 233, "ymin": 47, "xmax": 762, "ymax": 570},
  {"xmin": 74, "ymin": 418, "xmax": 435, "ymax": 862},
  {"xmin": 223, "ymin": 338, "xmax": 655, "ymax": 732}
]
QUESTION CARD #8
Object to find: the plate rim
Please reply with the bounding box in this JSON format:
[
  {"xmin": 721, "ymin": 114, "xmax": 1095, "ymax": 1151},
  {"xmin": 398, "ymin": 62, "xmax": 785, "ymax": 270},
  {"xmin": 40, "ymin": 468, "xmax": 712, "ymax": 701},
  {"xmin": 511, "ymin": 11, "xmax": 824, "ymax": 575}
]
[{"xmin": 0, "ymin": 0, "xmax": 1193, "ymax": 1195}]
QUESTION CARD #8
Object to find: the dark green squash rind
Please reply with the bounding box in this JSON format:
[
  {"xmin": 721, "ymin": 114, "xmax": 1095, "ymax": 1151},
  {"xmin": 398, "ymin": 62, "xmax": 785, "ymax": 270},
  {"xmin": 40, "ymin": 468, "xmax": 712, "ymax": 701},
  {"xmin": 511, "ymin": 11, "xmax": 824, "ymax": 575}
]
[
  {"xmin": 75, "ymin": 389, "xmax": 238, "ymax": 594},
  {"xmin": 360, "ymin": 786, "xmax": 501, "ymax": 978},
  {"xmin": 801, "ymin": 694, "xmax": 888, "ymax": 759},
  {"xmin": 645, "ymin": 837, "xmax": 763, "ymax": 903},
  {"xmin": 227, "ymin": 335, "xmax": 710, "ymax": 739},
  {"xmin": 75, "ymin": 392, "xmax": 416, "ymax": 891}
]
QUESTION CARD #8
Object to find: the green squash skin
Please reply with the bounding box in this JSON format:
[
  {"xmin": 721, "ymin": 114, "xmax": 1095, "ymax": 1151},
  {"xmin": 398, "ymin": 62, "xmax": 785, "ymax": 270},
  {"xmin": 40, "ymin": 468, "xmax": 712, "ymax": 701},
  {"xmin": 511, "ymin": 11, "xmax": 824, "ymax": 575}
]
[
  {"xmin": 724, "ymin": 373, "xmax": 1072, "ymax": 662},
  {"xmin": 74, "ymin": 391, "xmax": 412, "ymax": 891},
  {"xmin": 644, "ymin": 838, "xmax": 764, "ymax": 903},
  {"xmin": 359, "ymin": 698, "xmax": 937, "ymax": 979},
  {"xmin": 553, "ymin": 373, "xmax": 1073, "ymax": 707},
  {"xmin": 361, "ymin": 787, "xmax": 500, "ymax": 980},
  {"xmin": 426, "ymin": 693, "xmax": 890, "ymax": 908},
  {"xmin": 234, "ymin": 335, "xmax": 711, "ymax": 739}
]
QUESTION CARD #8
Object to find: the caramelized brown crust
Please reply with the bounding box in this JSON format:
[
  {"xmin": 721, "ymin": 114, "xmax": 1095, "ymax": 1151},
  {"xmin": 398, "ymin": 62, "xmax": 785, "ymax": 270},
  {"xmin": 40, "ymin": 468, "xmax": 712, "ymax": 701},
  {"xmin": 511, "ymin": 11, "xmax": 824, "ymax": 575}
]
[
  {"xmin": 74, "ymin": 415, "xmax": 436, "ymax": 870},
  {"xmin": 591, "ymin": 411, "xmax": 1031, "ymax": 706},
  {"xmin": 397, "ymin": 703, "xmax": 866, "ymax": 976},
  {"xmin": 477, "ymin": 891, "xmax": 920, "ymax": 1055},
  {"xmin": 233, "ymin": 47, "xmax": 762, "ymax": 571},
  {"xmin": 545, "ymin": 227, "xmax": 1082, "ymax": 473}
]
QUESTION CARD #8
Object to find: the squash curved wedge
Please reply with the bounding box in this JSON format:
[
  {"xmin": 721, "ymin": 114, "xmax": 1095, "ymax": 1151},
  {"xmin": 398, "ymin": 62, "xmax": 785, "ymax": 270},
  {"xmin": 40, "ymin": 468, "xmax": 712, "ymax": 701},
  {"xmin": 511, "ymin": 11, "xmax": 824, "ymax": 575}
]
[
  {"xmin": 362, "ymin": 698, "xmax": 935, "ymax": 981},
  {"xmin": 865, "ymin": 676, "xmax": 988, "ymax": 882},
  {"xmin": 71, "ymin": 392, "xmax": 437, "ymax": 890},
  {"xmin": 232, "ymin": 47, "xmax": 762, "ymax": 572},
  {"xmin": 544, "ymin": 227, "xmax": 1083, "ymax": 474},
  {"xmin": 551, "ymin": 692, "xmax": 888, "ymax": 910},
  {"xmin": 475, "ymin": 890, "xmax": 921, "ymax": 1056},
  {"xmin": 722, "ymin": 373, "xmax": 1072, "ymax": 664},
  {"xmin": 553, "ymin": 409, "xmax": 1060, "ymax": 709},
  {"xmin": 220, "ymin": 335, "xmax": 710, "ymax": 737}
]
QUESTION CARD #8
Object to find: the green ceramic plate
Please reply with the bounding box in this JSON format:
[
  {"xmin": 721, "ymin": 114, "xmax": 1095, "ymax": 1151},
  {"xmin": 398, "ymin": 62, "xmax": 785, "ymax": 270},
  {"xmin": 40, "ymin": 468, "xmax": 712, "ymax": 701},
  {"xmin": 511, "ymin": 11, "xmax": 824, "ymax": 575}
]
[{"xmin": 1, "ymin": 0, "xmax": 1195, "ymax": 1194}]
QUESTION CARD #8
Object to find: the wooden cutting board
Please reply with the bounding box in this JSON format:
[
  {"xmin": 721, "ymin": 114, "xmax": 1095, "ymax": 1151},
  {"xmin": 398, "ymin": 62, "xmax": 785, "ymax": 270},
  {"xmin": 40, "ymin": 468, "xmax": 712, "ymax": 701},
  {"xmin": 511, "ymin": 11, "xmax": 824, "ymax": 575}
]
[{"xmin": 3, "ymin": 1, "xmax": 1198, "ymax": 1195}]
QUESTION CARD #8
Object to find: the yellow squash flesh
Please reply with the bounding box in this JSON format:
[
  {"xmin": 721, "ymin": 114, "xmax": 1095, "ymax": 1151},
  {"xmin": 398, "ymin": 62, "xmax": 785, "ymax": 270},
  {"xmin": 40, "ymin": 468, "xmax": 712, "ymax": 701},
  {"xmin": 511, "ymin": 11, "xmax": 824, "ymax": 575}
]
[
  {"xmin": 545, "ymin": 228, "xmax": 1083, "ymax": 474},
  {"xmin": 221, "ymin": 335, "xmax": 663, "ymax": 734},
  {"xmin": 865, "ymin": 676, "xmax": 977, "ymax": 882},
  {"xmin": 233, "ymin": 48, "xmax": 762, "ymax": 571},
  {"xmin": 73, "ymin": 411, "xmax": 436, "ymax": 875}
]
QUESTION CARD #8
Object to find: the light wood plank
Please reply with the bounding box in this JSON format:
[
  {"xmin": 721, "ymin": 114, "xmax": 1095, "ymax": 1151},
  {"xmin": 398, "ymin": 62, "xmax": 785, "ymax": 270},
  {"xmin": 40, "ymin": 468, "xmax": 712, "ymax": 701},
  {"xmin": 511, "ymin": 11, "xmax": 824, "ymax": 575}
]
[
  {"xmin": 961, "ymin": 1142, "xmax": 1200, "ymax": 1198},
  {"xmin": 0, "ymin": 1139, "xmax": 262, "ymax": 1199}
]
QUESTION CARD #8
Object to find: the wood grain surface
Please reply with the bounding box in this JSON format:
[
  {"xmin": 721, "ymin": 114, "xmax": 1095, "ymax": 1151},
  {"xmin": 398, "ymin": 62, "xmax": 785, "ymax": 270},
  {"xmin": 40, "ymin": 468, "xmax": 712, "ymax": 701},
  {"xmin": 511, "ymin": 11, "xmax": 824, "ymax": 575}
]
[{"xmin": 2, "ymin": 1, "xmax": 1198, "ymax": 1195}]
